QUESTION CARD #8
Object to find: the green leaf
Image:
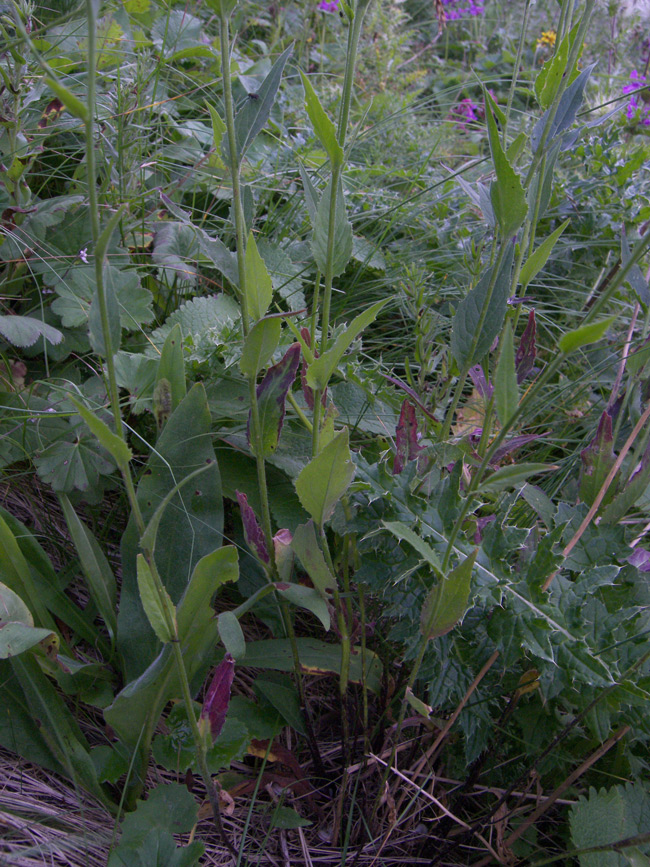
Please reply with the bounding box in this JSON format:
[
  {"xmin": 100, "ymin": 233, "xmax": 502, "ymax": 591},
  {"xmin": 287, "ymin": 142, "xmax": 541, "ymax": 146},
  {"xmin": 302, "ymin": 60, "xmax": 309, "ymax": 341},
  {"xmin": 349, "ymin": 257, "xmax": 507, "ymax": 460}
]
[
  {"xmin": 450, "ymin": 244, "xmax": 515, "ymax": 369},
  {"xmin": 46, "ymin": 77, "xmax": 88, "ymax": 121},
  {"xmin": 206, "ymin": 100, "xmax": 226, "ymax": 163},
  {"xmin": 59, "ymin": 495, "xmax": 117, "ymax": 641},
  {"xmin": 88, "ymin": 270, "xmax": 121, "ymax": 357},
  {"xmin": 479, "ymin": 462, "xmax": 556, "ymax": 493},
  {"xmin": 70, "ymin": 397, "xmax": 132, "ymax": 469},
  {"xmin": 311, "ymin": 176, "xmax": 353, "ymax": 277},
  {"xmin": 485, "ymin": 92, "xmax": 528, "ymax": 238},
  {"xmin": 291, "ymin": 521, "xmax": 337, "ymax": 597},
  {"xmin": 217, "ymin": 611, "xmax": 246, "ymax": 659},
  {"xmin": 240, "ymin": 317, "xmax": 282, "ymax": 378},
  {"xmin": 420, "ymin": 550, "xmax": 476, "ymax": 640},
  {"xmin": 136, "ymin": 555, "xmax": 176, "ymax": 644},
  {"xmin": 156, "ymin": 323, "xmax": 187, "ymax": 416},
  {"xmin": 306, "ymin": 298, "xmax": 389, "ymax": 391},
  {"xmin": 253, "ymin": 673, "xmax": 306, "ymax": 735},
  {"xmin": 519, "ymin": 219, "xmax": 570, "ymax": 287},
  {"xmin": 269, "ymin": 807, "xmax": 312, "ymax": 829},
  {"xmin": 152, "ymin": 222, "xmax": 199, "ymax": 286},
  {"xmin": 299, "ymin": 70, "xmax": 344, "ymax": 168},
  {"xmin": 535, "ymin": 28, "xmax": 571, "ymax": 110},
  {"xmin": 35, "ymin": 431, "xmax": 115, "ymax": 494},
  {"xmin": 494, "ymin": 321, "xmax": 519, "ymax": 427},
  {"xmin": 0, "ymin": 315, "xmax": 62, "ymax": 347},
  {"xmin": 243, "ymin": 232, "xmax": 273, "ymax": 321},
  {"xmin": 558, "ymin": 316, "xmax": 616, "ymax": 354},
  {"xmin": 223, "ymin": 44, "xmax": 293, "ymax": 161},
  {"xmin": 0, "ymin": 583, "xmax": 54, "ymax": 659},
  {"xmin": 295, "ymin": 428, "xmax": 355, "ymax": 527},
  {"xmin": 275, "ymin": 582, "xmax": 330, "ymax": 631},
  {"xmin": 382, "ymin": 521, "xmax": 442, "ymax": 574}
]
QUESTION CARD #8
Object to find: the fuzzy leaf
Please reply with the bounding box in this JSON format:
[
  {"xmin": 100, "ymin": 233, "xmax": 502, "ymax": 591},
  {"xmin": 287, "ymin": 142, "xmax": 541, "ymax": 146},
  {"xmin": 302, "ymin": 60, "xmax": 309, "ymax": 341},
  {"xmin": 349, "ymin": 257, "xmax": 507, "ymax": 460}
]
[
  {"xmin": 579, "ymin": 411, "xmax": 619, "ymax": 508},
  {"xmin": 244, "ymin": 232, "xmax": 273, "ymax": 322},
  {"xmin": 515, "ymin": 309, "xmax": 537, "ymax": 384},
  {"xmin": 240, "ymin": 318, "xmax": 282, "ymax": 378},
  {"xmin": 311, "ymin": 177, "xmax": 353, "ymax": 277},
  {"xmin": 420, "ymin": 550, "xmax": 476, "ymax": 640},
  {"xmin": 0, "ymin": 315, "xmax": 62, "ymax": 348},
  {"xmin": 494, "ymin": 321, "xmax": 519, "ymax": 427},
  {"xmin": 249, "ymin": 343, "xmax": 301, "ymax": 457},
  {"xmin": 485, "ymin": 93, "xmax": 528, "ymax": 238},
  {"xmin": 393, "ymin": 400, "xmax": 422, "ymax": 475},
  {"xmin": 295, "ymin": 429, "xmax": 355, "ymax": 527},
  {"xmin": 299, "ymin": 70, "xmax": 343, "ymax": 168}
]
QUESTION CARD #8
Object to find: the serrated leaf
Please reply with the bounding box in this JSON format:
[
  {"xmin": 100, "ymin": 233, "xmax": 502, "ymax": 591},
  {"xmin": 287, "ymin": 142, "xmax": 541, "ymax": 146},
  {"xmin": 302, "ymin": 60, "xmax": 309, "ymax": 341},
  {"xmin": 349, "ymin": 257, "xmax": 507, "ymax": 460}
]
[
  {"xmin": 0, "ymin": 315, "xmax": 63, "ymax": 348},
  {"xmin": 558, "ymin": 316, "xmax": 616, "ymax": 353},
  {"xmin": 485, "ymin": 93, "xmax": 528, "ymax": 238},
  {"xmin": 311, "ymin": 177, "xmax": 353, "ymax": 277},
  {"xmin": 306, "ymin": 298, "xmax": 388, "ymax": 391},
  {"xmin": 494, "ymin": 321, "xmax": 518, "ymax": 426},
  {"xmin": 136, "ymin": 555, "xmax": 176, "ymax": 644},
  {"xmin": 249, "ymin": 343, "xmax": 301, "ymax": 457},
  {"xmin": 70, "ymin": 397, "xmax": 132, "ymax": 468},
  {"xmin": 35, "ymin": 433, "xmax": 115, "ymax": 493},
  {"xmin": 519, "ymin": 219, "xmax": 570, "ymax": 286},
  {"xmin": 291, "ymin": 520, "xmax": 337, "ymax": 597},
  {"xmin": 451, "ymin": 244, "xmax": 515, "ymax": 369},
  {"xmin": 152, "ymin": 222, "xmax": 199, "ymax": 286},
  {"xmin": 382, "ymin": 521, "xmax": 442, "ymax": 574},
  {"xmin": 240, "ymin": 318, "xmax": 282, "ymax": 378},
  {"xmin": 299, "ymin": 70, "xmax": 343, "ymax": 168},
  {"xmin": 420, "ymin": 550, "xmax": 476, "ymax": 640},
  {"xmin": 244, "ymin": 232, "xmax": 273, "ymax": 321},
  {"xmin": 88, "ymin": 272, "xmax": 121, "ymax": 358},
  {"xmin": 295, "ymin": 429, "xmax": 355, "ymax": 527}
]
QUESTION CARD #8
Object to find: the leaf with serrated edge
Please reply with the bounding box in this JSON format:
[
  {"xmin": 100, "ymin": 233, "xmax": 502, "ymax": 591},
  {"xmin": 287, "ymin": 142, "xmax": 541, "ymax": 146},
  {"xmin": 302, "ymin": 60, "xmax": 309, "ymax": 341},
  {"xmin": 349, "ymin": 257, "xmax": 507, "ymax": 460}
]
[
  {"xmin": 420, "ymin": 550, "xmax": 476, "ymax": 640},
  {"xmin": 382, "ymin": 521, "xmax": 442, "ymax": 574},
  {"xmin": 295, "ymin": 429, "xmax": 355, "ymax": 527}
]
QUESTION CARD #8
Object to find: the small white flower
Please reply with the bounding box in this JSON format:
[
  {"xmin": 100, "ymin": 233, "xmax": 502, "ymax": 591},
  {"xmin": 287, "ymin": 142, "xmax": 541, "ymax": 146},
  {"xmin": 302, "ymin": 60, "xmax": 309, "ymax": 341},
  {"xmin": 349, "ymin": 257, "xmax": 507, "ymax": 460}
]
[{"xmin": 79, "ymin": 247, "xmax": 88, "ymax": 264}]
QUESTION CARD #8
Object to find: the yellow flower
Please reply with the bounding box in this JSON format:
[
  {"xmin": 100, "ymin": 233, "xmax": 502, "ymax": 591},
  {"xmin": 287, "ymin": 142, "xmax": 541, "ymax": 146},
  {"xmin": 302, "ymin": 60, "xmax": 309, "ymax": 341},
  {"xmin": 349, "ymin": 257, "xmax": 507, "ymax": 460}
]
[{"xmin": 537, "ymin": 29, "xmax": 557, "ymax": 48}]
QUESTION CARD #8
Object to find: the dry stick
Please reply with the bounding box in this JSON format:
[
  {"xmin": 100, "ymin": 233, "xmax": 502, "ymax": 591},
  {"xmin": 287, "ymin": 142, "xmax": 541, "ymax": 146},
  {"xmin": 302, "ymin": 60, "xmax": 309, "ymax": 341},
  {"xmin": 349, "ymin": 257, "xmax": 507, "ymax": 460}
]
[
  {"xmin": 471, "ymin": 725, "xmax": 631, "ymax": 867},
  {"xmin": 608, "ymin": 302, "xmax": 639, "ymax": 412},
  {"xmin": 542, "ymin": 399, "xmax": 650, "ymax": 592},
  {"xmin": 369, "ymin": 650, "xmax": 501, "ymax": 865}
]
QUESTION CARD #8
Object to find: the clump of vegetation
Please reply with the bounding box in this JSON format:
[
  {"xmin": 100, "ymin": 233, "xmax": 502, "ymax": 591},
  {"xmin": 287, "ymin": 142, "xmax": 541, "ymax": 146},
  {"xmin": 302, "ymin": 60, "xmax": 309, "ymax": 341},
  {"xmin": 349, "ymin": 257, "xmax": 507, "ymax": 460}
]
[{"xmin": 1, "ymin": 0, "xmax": 650, "ymax": 864}]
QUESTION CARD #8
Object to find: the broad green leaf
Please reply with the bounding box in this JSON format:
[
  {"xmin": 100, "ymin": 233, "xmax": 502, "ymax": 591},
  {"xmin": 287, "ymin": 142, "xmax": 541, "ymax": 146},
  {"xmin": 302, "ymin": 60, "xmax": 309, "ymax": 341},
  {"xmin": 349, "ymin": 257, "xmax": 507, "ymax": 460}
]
[
  {"xmin": 531, "ymin": 63, "xmax": 596, "ymax": 154},
  {"xmin": 494, "ymin": 321, "xmax": 519, "ymax": 427},
  {"xmin": 479, "ymin": 462, "xmax": 556, "ymax": 493},
  {"xmin": 46, "ymin": 78, "xmax": 88, "ymax": 121},
  {"xmin": 136, "ymin": 555, "xmax": 176, "ymax": 644},
  {"xmin": 558, "ymin": 316, "xmax": 616, "ymax": 354},
  {"xmin": 253, "ymin": 673, "xmax": 306, "ymax": 735},
  {"xmin": 240, "ymin": 317, "xmax": 282, "ymax": 377},
  {"xmin": 311, "ymin": 176, "xmax": 353, "ymax": 277},
  {"xmin": 0, "ymin": 515, "xmax": 55, "ymax": 632},
  {"xmin": 252, "ymin": 342, "xmax": 301, "ymax": 457},
  {"xmin": 116, "ymin": 384, "xmax": 223, "ymax": 680},
  {"xmin": 70, "ymin": 397, "xmax": 132, "ymax": 468},
  {"xmin": 519, "ymin": 219, "xmax": 570, "ymax": 287},
  {"xmin": 244, "ymin": 232, "xmax": 273, "ymax": 321},
  {"xmin": 295, "ymin": 429, "xmax": 355, "ymax": 527},
  {"xmin": 534, "ymin": 28, "xmax": 571, "ymax": 110},
  {"xmin": 382, "ymin": 521, "xmax": 442, "ymax": 574},
  {"xmin": 0, "ymin": 583, "xmax": 54, "ymax": 659},
  {"xmin": 88, "ymin": 272, "xmax": 121, "ymax": 357},
  {"xmin": 291, "ymin": 521, "xmax": 337, "ymax": 596},
  {"xmin": 299, "ymin": 70, "xmax": 343, "ymax": 168},
  {"xmin": 34, "ymin": 432, "xmax": 115, "ymax": 494},
  {"xmin": 223, "ymin": 44, "xmax": 293, "ymax": 161},
  {"xmin": 306, "ymin": 298, "xmax": 389, "ymax": 391},
  {"xmin": 241, "ymin": 637, "xmax": 383, "ymax": 693},
  {"xmin": 59, "ymin": 494, "xmax": 117, "ymax": 641},
  {"xmin": 485, "ymin": 92, "xmax": 528, "ymax": 238},
  {"xmin": 156, "ymin": 323, "xmax": 186, "ymax": 415},
  {"xmin": 270, "ymin": 807, "xmax": 312, "ymax": 829},
  {"xmin": 152, "ymin": 222, "xmax": 199, "ymax": 286},
  {"xmin": 451, "ymin": 244, "xmax": 514, "ymax": 369},
  {"xmin": 0, "ymin": 581, "xmax": 33, "ymax": 626},
  {"xmin": 0, "ymin": 315, "xmax": 62, "ymax": 347},
  {"xmin": 217, "ymin": 611, "xmax": 246, "ymax": 659},
  {"xmin": 420, "ymin": 550, "xmax": 476, "ymax": 640},
  {"xmin": 275, "ymin": 582, "xmax": 330, "ymax": 631}
]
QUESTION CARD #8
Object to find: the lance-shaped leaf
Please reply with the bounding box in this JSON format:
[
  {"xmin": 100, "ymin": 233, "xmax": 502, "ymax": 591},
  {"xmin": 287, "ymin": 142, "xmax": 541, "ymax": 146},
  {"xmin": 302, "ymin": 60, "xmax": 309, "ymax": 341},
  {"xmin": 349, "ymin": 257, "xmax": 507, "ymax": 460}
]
[
  {"xmin": 311, "ymin": 176, "xmax": 353, "ymax": 277},
  {"xmin": 244, "ymin": 232, "xmax": 273, "ymax": 322},
  {"xmin": 393, "ymin": 400, "xmax": 423, "ymax": 475},
  {"xmin": 275, "ymin": 582, "xmax": 330, "ymax": 631},
  {"xmin": 515, "ymin": 310, "xmax": 537, "ymax": 384},
  {"xmin": 558, "ymin": 316, "xmax": 616, "ymax": 354},
  {"xmin": 420, "ymin": 550, "xmax": 476, "ymax": 640},
  {"xmin": 200, "ymin": 653, "xmax": 235, "ymax": 742},
  {"xmin": 531, "ymin": 63, "xmax": 596, "ymax": 154},
  {"xmin": 494, "ymin": 321, "xmax": 519, "ymax": 427},
  {"xmin": 299, "ymin": 70, "xmax": 343, "ymax": 169},
  {"xmin": 236, "ymin": 491, "xmax": 269, "ymax": 563},
  {"xmin": 622, "ymin": 226, "xmax": 650, "ymax": 308},
  {"xmin": 382, "ymin": 521, "xmax": 443, "ymax": 574},
  {"xmin": 295, "ymin": 428, "xmax": 355, "ymax": 527},
  {"xmin": 602, "ymin": 439, "xmax": 650, "ymax": 525},
  {"xmin": 468, "ymin": 365, "xmax": 493, "ymax": 399},
  {"xmin": 519, "ymin": 220, "xmax": 570, "ymax": 287},
  {"xmin": 291, "ymin": 521, "xmax": 337, "ymax": 597},
  {"xmin": 156, "ymin": 323, "xmax": 186, "ymax": 416},
  {"xmin": 534, "ymin": 25, "xmax": 572, "ymax": 110},
  {"xmin": 485, "ymin": 92, "xmax": 528, "ymax": 238},
  {"xmin": 136, "ymin": 554, "xmax": 176, "ymax": 644},
  {"xmin": 300, "ymin": 328, "xmax": 326, "ymax": 410},
  {"xmin": 248, "ymin": 343, "xmax": 301, "ymax": 457},
  {"xmin": 306, "ymin": 298, "xmax": 389, "ymax": 392},
  {"xmin": 217, "ymin": 611, "xmax": 246, "ymax": 659},
  {"xmin": 223, "ymin": 44, "xmax": 293, "ymax": 162},
  {"xmin": 240, "ymin": 317, "xmax": 282, "ymax": 378},
  {"xmin": 579, "ymin": 411, "xmax": 619, "ymax": 508},
  {"xmin": 273, "ymin": 529, "xmax": 294, "ymax": 582}
]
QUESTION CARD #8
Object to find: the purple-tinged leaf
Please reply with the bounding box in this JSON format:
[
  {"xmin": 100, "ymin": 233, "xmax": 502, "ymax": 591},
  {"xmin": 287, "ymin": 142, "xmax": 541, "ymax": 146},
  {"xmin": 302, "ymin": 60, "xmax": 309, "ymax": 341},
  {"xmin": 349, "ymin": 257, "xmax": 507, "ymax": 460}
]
[
  {"xmin": 381, "ymin": 374, "xmax": 437, "ymax": 422},
  {"xmin": 473, "ymin": 514, "xmax": 496, "ymax": 543},
  {"xmin": 300, "ymin": 328, "xmax": 326, "ymax": 410},
  {"xmin": 273, "ymin": 528, "xmax": 294, "ymax": 581},
  {"xmin": 200, "ymin": 653, "xmax": 235, "ymax": 742},
  {"xmin": 394, "ymin": 400, "xmax": 423, "ymax": 475},
  {"xmin": 628, "ymin": 548, "xmax": 650, "ymax": 572},
  {"xmin": 516, "ymin": 310, "xmax": 536, "ymax": 384},
  {"xmin": 579, "ymin": 411, "xmax": 619, "ymax": 508},
  {"xmin": 236, "ymin": 491, "xmax": 269, "ymax": 563},
  {"xmin": 248, "ymin": 343, "xmax": 301, "ymax": 457},
  {"xmin": 490, "ymin": 433, "xmax": 546, "ymax": 466},
  {"xmin": 468, "ymin": 365, "xmax": 493, "ymax": 399}
]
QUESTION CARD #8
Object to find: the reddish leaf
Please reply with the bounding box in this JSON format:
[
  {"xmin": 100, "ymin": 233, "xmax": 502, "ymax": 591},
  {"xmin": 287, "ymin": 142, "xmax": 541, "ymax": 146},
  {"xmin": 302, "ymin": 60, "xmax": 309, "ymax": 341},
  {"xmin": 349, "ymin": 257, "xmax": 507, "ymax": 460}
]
[
  {"xmin": 273, "ymin": 528, "xmax": 294, "ymax": 581},
  {"xmin": 236, "ymin": 491, "xmax": 269, "ymax": 562},
  {"xmin": 490, "ymin": 433, "xmax": 545, "ymax": 466},
  {"xmin": 394, "ymin": 400, "xmax": 423, "ymax": 475},
  {"xmin": 201, "ymin": 653, "xmax": 235, "ymax": 741},
  {"xmin": 579, "ymin": 411, "xmax": 618, "ymax": 507},
  {"xmin": 468, "ymin": 365, "xmax": 493, "ymax": 399},
  {"xmin": 248, "ymin": 343, "xmax": 301, "ymax": 457},
  {"xmin": 515, "ymin": 310, "xmax": 536, "ymax": 384}
]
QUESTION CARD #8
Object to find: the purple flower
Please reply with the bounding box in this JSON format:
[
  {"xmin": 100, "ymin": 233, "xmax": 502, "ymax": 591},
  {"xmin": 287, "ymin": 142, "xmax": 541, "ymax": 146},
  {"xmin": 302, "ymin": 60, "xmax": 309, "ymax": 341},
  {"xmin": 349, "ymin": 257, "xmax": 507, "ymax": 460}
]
[
  {"xmin": 441, "ymin": 0, "xmax": 485, "ymax": 20},
  {"xmin": 319, "ymin": 0, "xmax": 339, "ymax": 11},
  {"xmin": 450, "ymin": 97, "xmax": 479, "ymax": 128},
  {"xmin": 623, "ymin": 70, "xmax": 650, "ymax": 127}
]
